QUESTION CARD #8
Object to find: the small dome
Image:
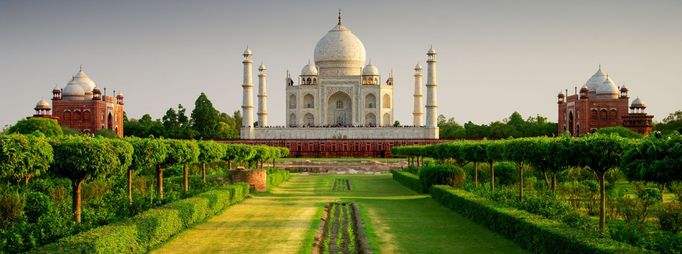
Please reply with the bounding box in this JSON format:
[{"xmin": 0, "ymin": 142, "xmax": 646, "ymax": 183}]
[
  {"xmin": 93, "ymin": 87, "xmax": 102, "ymax": 94},
  {"xmin": 580, "ymin": 84, "xmax": 589, "ymax": 92},
  {"xmin": 631, "ymin": 97, "xmax": 646, "ymax": 108},
  {"xmin": 415, "ymin": 63, "xmax": 422, "ymax": 70},
  {"xmin": 620, "ymin": 83, "xmax": 628, "ymax": 92},
  {"xmin": 72, "ymin": 67, "xmax": 96, "ymax": 92},
  {"xmin": 586, "ymin": 66, "xmax": 607, "ymax": 92},
  {"xmin": 117, "ymin": 91, "xmax": 124, "ymax": 98},
  {"xmin": 301, "ymin": 62, "xmax": 318, "ymax": 76},
  {"xmin": 362, "ymin": 62, "xmax": 379, "ymax": 76},
  {"xmin": 427, "ymin": 46, "xmax": 436, "ymax": 55},
  {"xmin": 259, "ymin": 63, "xmax": 266, "ymax": 71},
  {"xmin": 35, "ymin": 99, "xmax": 50, "ymax": 109},
  {"xmin": 243, "ymin": 47, "xmax": 252, "ymax": 56},
  {"xmin": 63, "ymin": 82, "xmax": 85, "ymax": 97},
  {"xmin": 596, "ymin": 76, "xmax": 619, "ymax": 97},
  {"xmin": 557, "ymin": 90, "xmax": 565, "ymax": 98},
  {"xmin": 52, "ymin": 85, "xmax": 61, "ymax": 93}
]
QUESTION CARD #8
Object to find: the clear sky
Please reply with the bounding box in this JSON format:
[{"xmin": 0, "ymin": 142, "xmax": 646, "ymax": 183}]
[{"xmin": 1, "ymin": 0, "xmax": 681, "ymax": 128}]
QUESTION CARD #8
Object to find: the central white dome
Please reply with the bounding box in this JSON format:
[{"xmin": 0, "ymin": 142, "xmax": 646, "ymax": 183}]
[
  {"xmin": 586, "ymin": 66, "xmax": 607, "ymax": 92},
  {"xmin": 313, "ymin": 23, "xmax": 366, "ymax": 73}
]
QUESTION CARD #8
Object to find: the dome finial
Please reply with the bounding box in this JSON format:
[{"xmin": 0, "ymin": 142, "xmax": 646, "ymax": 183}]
[
  {"xmin": 80, "ymin": 64, "xmax": 83, "ymax": 71},
  {"xmin": 338, "ymin": 9, "xmax": 342, "ymax": 25}
]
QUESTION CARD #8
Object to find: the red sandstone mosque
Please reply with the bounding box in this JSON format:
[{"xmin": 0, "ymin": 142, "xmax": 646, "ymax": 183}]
[
  {"xmin": 32, "ymin": 66, "xmax": 125, "ymax": 137},
  {"xmin": 557, "ymin": 66, "xmax": 653, "ymax": 136}
]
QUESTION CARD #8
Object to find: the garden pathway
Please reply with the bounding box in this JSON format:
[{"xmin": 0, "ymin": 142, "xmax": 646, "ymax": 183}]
[{"xmin": 153, "ymin": 174, "xmax": 527, "ymax": 254}]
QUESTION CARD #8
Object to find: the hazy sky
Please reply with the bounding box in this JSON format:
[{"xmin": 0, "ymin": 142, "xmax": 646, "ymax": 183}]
[{"xmin": 2, "ymin": 0, "xmax": 681, "ymax": 128}]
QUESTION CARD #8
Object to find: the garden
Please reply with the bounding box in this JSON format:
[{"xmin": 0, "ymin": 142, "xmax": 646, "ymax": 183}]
[
  {"xmin": 0, "ymin": 133, "xmax": 288, "ymax": 253},
  {"xmin": 393, "ymin": 132, "xmax": 682, "ymax": 253}
]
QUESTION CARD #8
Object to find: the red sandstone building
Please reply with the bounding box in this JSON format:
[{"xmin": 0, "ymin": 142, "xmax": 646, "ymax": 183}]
[
  {"xmin": 33, "ymin": 67, "xmax": 125, "ymax": 137},
  {"xmin": 557, "ymin": 66, "xmax": 653, "ymax": 136}
]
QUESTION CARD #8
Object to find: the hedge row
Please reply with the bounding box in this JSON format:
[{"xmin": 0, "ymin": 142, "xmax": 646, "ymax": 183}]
[
  {"xmin": 429, "ymin": 185, "xmax": 650, "ymax": 254},
  {"xmin": 390, "ymin": 170, "xmax": 422, "ymax": 193},
  {"xmin": 31, "ymin": 183, "xmax": 249, "ymax": 254},
  {"xmin": 266, "ymin": 169, "xmax": 290, "ymax": 191}
]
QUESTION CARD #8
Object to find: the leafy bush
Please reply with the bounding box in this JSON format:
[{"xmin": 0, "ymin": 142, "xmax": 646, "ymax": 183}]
[
  {"xmin": 0, "ymin": 190, "xmax": 24, "ymax": 228},
  {"xmin": 403, "ymin": 165, "xmax": 419, "ymax": 174},
  {"xmin": 32, "ymin": 184, "xmax": 248, "ymax": 253},
  {"xmin": 24, "ymin": 192, "xmax": 51, "ymax": 223},
  {"xmin": 656, "ymin": 202, "xmax": 682, "ymax": 233},
  {"xmin": 418, "ymin": 164, "xmax": 462, "ymax": 193},
  {"xmin": 266, "ymin": 168, "xmax": 290, "ymax": 191},
  {"xmin": 430, "ymin": 185, "xmax": 649, "ymax": 254},
  {"xmin": 391, "ymin": 170, "xmax": 422, "ymax": 193}
]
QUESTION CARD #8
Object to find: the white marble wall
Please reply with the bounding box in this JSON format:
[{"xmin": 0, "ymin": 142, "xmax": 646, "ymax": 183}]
[{"xmin": 245, "ymin": 126, "xmax": 438, "ymax": 139}]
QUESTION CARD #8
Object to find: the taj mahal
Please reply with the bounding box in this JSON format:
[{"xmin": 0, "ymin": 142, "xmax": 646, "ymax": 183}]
[{"xmin": 239, "ymin": 13, "xmax": 439, "ymax": 140}]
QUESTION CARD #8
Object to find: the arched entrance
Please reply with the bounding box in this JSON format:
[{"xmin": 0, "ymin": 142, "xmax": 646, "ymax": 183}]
[
  {"xmin": 304, "ymin": 113, "xmax": 314, "ymax": 126},
  {"xmin": 327, "ymin": 91, "xmax": 352, "ymax": 126},
  {"xmin": 107, "ymin": 113, "xmax": 114, "ymax": 130},
  {"xmin": 568, "ymin": 111, "xmax": 574, "ymax": 136},
  {"xmin": 365, "ymin": 113, "xmax": 376, "ymax": 126}
]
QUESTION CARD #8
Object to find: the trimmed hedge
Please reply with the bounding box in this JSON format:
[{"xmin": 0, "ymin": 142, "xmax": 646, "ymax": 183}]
[
  {"xmin": 32, "ymin": 183, "xmax": 249, "ymax": 253},
  {"xmin": 430, "ymin": 185, "xmax": 651, "ymax": 254},
  {"xmin": 266, "ymin": 169, "xmax": 291, "ymax": 191},
  {"xmin": 391, "ymin": 170, "xmax": 422, "ymax": 193}
]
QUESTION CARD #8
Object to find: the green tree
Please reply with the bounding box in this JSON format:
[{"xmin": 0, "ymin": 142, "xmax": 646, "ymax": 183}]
[
  {"xmin": 503, "ymin": 138, "xmax": 535, "ymax": 201},
  {"xmin": 0, "ymin": 134, "xmax": 53, "ymax": 185},
  {"xmin": 461, "ymin": 141, "xmax": 487, "ymax": 188},
  {"xmin": 485, "ymin": 140, "xmax": 506, "ymax": 192},
  {"xmin": 191, "ymin": 93, "xmax": 220, "ymax": 138},
  {"xmin": 197, "ymin": 141, "xmax": 225, "ymax": 184},
  {"xmin": 571, "ymin": 134, "xmax": 626, "ymax": 232},
  {"xmin": 95, "ymin": 129, "xmax": 118, "ymax": 138},
  {"xmin": 126, "ymin": 137, "xmax": 167, "ymax": 206},
  {"xmin": 8, "ymin": 118, "xmax": 63, "ymax": 137},
  {"xmin": 621, "ymin": 134, "xmax": 682, "ymax": 186},
  {"xmin": 163, "ymin": 140, "xmax": 199, "ymax": 195},
  {"xmin": 50, "ymin": 136, "xmax": 132, "ymax": 223},
  {"xmin": 162, "ymin": 108, "xmax": 179, "ymax": 130}
]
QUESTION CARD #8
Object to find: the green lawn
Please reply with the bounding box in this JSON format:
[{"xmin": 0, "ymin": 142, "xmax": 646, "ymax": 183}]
[{"xmin": 153, "ymin": 174, "xmax": 527, "ymax": 254}]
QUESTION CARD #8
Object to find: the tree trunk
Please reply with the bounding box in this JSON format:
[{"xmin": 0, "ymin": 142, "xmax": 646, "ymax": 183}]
[
  {"xmin": 474, "ymin": 162, "xmax": 479, "ymax": 188},
  {"xmin": 490, "ymin": 160, "xmax": 495, "ymax": 193},
  {"xmin": 157, "ymin": 165, "xmax": 164, "ymax": 200},
  {"xmin": 128, "ymin": 168, "xmax": 133, "ymax": 207},
  {"xmin": 227, "ymin": 160, "xmax": 231, "ymax": 170},
  {"xmin": 272, "ymin": 158, "xmax": 276, "ymax": 168},
  {"xmin": 598, "ymin": 172, "xmax": 606, "ymax": 232},
  {"xmin": 72, "ymin": 178, "xmax": 84, "ymax": 223},
  {"xmin": 519, "ymin": 163, "xmax": 524, "ymax": 202},
  {"xmin": 183, "ymin": 163, "xmax": 189, "ymax": 193},
  {"xmin": 24, "ymin": 175, "xmax": 31, "ymax": 186},
  {"xmin": 543, "ymin": 170, "xmax": 550, "ymax": 191},
  {"xmin": 201, "ymin": 162, "xmax": 206, "ymax": 185},
  {"xmin": 552, "ymin": 174, "xmax": 557, "ymax": 192}
]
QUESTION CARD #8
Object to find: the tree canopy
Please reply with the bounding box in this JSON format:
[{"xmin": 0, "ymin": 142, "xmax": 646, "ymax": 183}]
[{"xmin": 8, "ymin": 118, "xmax": 63, "ymax": 137}]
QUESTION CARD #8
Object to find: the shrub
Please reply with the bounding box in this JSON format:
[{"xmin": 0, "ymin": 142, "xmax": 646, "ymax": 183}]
[
  {"xmin": 0, "ymin": 190, "xmax": 24, "ymax": 228},
  {"xmin": 430, "ymin": 185, "xmax": 649, "ymax": 254},
  {"xmin": 403, "ymin": 165, "xmax": 419, "ymax": 174},
  {"xmin": 418, "ymin": 164, "xmax": 461, "ymax": 193},
  {"xmin": 24, "ymin": 192, "xmax": 51, "ymax": 223},
  {"xmin": 266, "ymin": 168, "xmax": 290, "ymax": 190},
  {"xmin": 391, "ymin": 170, "xmax": 422, "ymax": 193},
  {"xmin": 656, "ymin": 202, "xmax": 682, "ymax": 233}
]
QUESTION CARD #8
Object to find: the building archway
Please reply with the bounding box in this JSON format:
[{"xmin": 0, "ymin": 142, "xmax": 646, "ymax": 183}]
[
  {"xmin": 304, "ymin": 113, "xmax": 314, "ymax": 126},
  {"xmin": 288, "ymin": 113, "xmax": 296, "ymax": 127},
  {"xmin": 383, "ymin": 113, "xmax": 391, "ymax": 126},
  {"xmin": 383, "ymin": 94, "xmax": 391, "ymax": 108},
  {"xmin": 327, "ymin": 91, "xmax": 352, "ymax": 126},
  {"xmin": 107, "ymin": 113, "xmax": 113, "ymax": 130},
  {"xmin": 568, "ymin": 111, "xmax": 574, "ymax": 136},
  {"xmin": 289, "ymin": 94, "xmax": 297, "ymax": 109},
  {"xmin": 365, "ymin": 94, "xmax": 376, "ymax": 108},
  {"xmin": 365, "ymin": 113, "xmax": 376, "ymax": 126},
  {"xmin": 304, "ymin": 94, "xmax": 314, "ymax": 108}
]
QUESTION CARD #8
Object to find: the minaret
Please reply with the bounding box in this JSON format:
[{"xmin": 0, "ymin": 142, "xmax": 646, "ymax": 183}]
[
  {"xmin": 257, "ymin": 63, "xmax": 268, "ymax": 127},
  {"xmin": 425, "ymin": 46, "xmax": 438, "ymax": 129},
  {"xmin": 241, "ymin": 47, "xmax": 254, "ymax": 131},
  {"xmin": 413, "ymin": 63, "xmax": 424, "ymax": 126}
]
